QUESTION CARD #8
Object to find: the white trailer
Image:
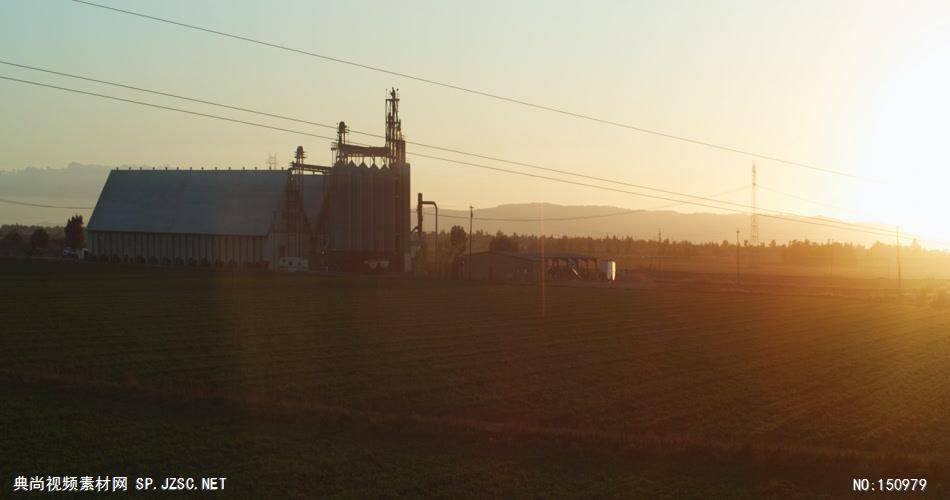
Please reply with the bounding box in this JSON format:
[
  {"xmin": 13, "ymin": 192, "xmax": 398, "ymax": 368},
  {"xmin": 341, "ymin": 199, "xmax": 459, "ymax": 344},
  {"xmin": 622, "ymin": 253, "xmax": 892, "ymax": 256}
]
[{"xmin": 277, "ymin": 256, "xmax": 309, "ymax": 272}]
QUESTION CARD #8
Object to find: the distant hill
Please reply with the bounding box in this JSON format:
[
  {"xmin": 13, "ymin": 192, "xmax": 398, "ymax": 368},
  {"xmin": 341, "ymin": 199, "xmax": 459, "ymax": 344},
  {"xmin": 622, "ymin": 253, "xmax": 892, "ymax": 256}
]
[
  {"xmin": 0, "ymin": 163, "xmax": 136, "ymax": 226},
  {"xmin": 0, "ymin": 164, "xmax": 893, "ymax": 246},
  {"xmin": 436, "ymin": 203, "xmax": 894, "ymax": 247}
]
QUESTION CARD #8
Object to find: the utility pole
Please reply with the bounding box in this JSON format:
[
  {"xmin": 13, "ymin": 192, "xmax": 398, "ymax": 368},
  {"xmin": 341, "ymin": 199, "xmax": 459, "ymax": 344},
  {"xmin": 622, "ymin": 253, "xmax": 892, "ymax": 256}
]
[
  {"xmin": 750, "ymin": 164, "xmax": 759, "ymax": 269},
  {"xmin": 417, "ymin": 193, "xmax": 423, "ymax": 247},
  {"xmin": 751, "ymin": 164, "xmax": 759, "ymax": 246},
  {"xmin": 468, "ymin": 205, "xmax": 473, "ymax": 281},
  {"xmin": 657, "ymin": 229, "xmax": 662, "ymax": 275},
  {"xmin": 735, "ymin": 228, "xmax": 741, "ymax": 285},
  {"xmin": 829, "ymin": 239, "xmax": 834, "ymax": 278},
  {"xmin": 896, "ymin": 226, "xmax": 902, "ymax": 293}
]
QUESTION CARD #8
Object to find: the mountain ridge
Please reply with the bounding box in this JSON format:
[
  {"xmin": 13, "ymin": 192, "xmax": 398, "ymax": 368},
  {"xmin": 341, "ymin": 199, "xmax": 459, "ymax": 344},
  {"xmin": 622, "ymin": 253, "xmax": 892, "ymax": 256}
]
[{"xmin": 0, "ymin": 165, "xmax": 893, "ymax": 245}]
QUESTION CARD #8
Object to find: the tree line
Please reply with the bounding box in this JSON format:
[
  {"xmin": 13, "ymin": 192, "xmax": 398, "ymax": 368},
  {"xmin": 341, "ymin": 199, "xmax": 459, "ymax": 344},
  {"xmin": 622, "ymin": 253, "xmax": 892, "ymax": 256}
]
[
  {"xmin": 0, "ymin": 215, "xmax": 85, "ymax": 257},
  {"xmin": 415, "ymin": 226, "xmax": 950, "ymax": 274}
]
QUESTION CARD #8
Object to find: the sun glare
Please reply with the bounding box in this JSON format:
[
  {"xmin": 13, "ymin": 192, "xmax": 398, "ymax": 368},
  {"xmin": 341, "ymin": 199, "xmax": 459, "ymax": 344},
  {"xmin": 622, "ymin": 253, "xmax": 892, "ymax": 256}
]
[{"xmin": 860, "ymin": 33, "xmax": 950, "ymax": 245}]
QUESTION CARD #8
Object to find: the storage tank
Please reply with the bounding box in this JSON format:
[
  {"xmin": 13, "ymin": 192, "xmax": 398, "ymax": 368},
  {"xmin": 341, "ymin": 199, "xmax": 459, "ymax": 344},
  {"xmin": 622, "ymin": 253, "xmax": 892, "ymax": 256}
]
[
  {"xmin": 395, "ymin": 162, "xmax": 410, "ymax": 271},
  {"xmin": 329, "ymin": 163, "xmax": 345, "ymax": 252},
  {"xmin": 383, "ymin": 166, "xmax": 395, "ymax": 253},
  {"xmin": 351, "ymin": 162, "xmax": 363, "ymax": 252},
  {"xmin": 337, "ymin": 161, "xmax": 352, "ymax": 252},
  {"xmin": 371, "ymin": 164, "xmax": 384, "ymax": 253},
  {"xmin": 361, "ymin": 164, "xmax": 374, "ymax": 253}
]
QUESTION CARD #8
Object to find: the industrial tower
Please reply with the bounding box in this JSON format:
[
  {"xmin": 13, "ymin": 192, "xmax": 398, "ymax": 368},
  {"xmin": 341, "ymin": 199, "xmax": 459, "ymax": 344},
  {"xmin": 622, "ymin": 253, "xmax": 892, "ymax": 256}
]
[
  {"xmin": 333, "ymin": 88, "xmax": 406, "ymax": 167},
  {"xmin": 285, "ymin": 146, "xmax": 306, "ymax": 259},
  {"xmin": 326, "ymin": 88, "xmax": 411, "ymax": 271}
]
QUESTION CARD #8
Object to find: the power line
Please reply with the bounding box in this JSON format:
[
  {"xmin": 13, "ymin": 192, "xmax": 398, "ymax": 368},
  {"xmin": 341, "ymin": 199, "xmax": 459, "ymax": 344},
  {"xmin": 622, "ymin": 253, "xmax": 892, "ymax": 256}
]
[
  {"xmin": 0, "ymin": 198, "xmax": 93, "ymax": 209},
  {"xmin": 67, "ymin": 0, "xmax": 866, "ymax": 181},
  {"xmin": 0, "ymin": 74, "xmax": 915, "ymax": 242},
  {"xmin": 422, "ymin": 186, "xmax": 749, "ymax": 222},
  {"xmin": 0, "ymin": 74, "xmax": 935, "ymax": 245},
  {"xmin": 423, "ymin": 210, "xmax": 638, "ymax": 223},
  {"xmin": 645, "ymin": 185, "xmax": 749, "ymax": 211},
  {"xmin": 758, "ymin": 184, "xmax": 864, "ymax": 217},
  {"xmin": 0, "ymin": 59, "xmax": 346, "ymax": 137},
  {"xmin": 0, "ymin": 75, "xmax": 337, "ymax": 144},
  {"xmin": 0, "ymin": 61, "xmax": 885, "ymax": 235},
  {"xmin": 0, "ymin": 60, "xmax": 785, "ymax": 218},
  {"xmin": 410, "ymin": 150, "xmax": 911, "ymax": 241}
]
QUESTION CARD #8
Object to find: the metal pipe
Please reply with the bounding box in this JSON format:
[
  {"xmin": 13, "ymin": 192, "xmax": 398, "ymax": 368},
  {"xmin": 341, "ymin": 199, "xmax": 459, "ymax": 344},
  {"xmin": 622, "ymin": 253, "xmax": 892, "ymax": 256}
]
[
  {"xmin": 416, "ymin": 193, "xmax": 439, "ymax": 276},
  {"xmin": 422, "ymin": 200, "xmax": 438, "ymax": 275}
]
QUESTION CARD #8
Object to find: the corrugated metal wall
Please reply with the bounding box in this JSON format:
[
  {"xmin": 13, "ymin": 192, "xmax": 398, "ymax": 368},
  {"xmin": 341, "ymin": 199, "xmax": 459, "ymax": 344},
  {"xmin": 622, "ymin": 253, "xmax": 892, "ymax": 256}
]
[
  {"xmin": 327, "ymin": 161, "xmax": 410, "ymax": 269},
  {"xmin": 383, "ymin": 166, "xmax": 395, "ymax": 253},
  {"xmin": 89, "ymin": 231, "xmax": 266, "ymax": 264},
  {"xmin": 362, "ymin": 166, "xmax": 374, "ymax": 253}
]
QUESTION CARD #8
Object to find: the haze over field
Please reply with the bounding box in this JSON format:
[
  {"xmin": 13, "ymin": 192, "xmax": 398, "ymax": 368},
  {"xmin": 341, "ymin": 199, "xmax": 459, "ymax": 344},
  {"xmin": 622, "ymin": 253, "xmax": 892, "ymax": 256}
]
[{"xmin": 1, "ymin": 164, "xmax": 895, "ymax": 247}]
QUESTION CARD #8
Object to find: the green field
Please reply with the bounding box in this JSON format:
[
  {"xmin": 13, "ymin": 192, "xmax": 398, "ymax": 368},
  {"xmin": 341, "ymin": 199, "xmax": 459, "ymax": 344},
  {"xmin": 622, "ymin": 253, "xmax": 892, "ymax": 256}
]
[{"xmin": 2, "ymin": 259, "xmax": 949, "ymax": 498}]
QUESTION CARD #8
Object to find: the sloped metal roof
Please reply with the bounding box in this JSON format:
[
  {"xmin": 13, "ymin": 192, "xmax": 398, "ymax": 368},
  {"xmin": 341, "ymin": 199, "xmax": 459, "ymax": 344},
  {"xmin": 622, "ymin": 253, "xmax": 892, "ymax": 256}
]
[{"xmin": 87, "ymin": 169, "xmax": 292, "ymax": 236}]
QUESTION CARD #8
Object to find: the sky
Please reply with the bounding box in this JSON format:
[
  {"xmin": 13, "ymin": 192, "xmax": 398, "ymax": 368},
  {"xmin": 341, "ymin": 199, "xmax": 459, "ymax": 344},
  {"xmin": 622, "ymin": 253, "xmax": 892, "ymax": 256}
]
[{"xmin": 1, "ymin": 0, "xmax": 949, "ymax": 245}]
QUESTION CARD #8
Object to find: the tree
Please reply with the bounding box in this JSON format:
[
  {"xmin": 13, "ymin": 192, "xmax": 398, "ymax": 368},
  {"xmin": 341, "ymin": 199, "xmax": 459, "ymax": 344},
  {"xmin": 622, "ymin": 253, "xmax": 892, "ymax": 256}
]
[
  {"xmin": 30, "ymin": 228, "xmax": 49, "ymax": 255},
  {"xmin": 1, "ymin": 230, "xmax": 25, "ymax": 256},
  {"xmin": 489, "ymin": 232, "xmax": 519, "ymax": 252},
  {"xmin": 449, "ymin": 225, "xmax": 467, "ymax": 255},
  {"xmin": 65, "ymin": 215, "xmax": 85, "ymax": 249}
]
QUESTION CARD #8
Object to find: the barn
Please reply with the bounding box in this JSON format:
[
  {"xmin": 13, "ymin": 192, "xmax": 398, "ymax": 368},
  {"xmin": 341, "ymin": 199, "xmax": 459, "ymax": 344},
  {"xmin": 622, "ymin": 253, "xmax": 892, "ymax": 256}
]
[
  {"xmin": 86, "ymin": 90, "xmax": 412, "ymax": 271},
  {"xmin": 87, "ymin": 169, "xmax": 317, "ymax": 268}
]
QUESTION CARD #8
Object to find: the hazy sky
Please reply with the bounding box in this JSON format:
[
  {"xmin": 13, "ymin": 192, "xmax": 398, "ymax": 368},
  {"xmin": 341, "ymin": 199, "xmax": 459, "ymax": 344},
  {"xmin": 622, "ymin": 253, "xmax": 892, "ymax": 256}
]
[{"xmin": 2, "ymin": 1, "xmax": 949, "ymax": 244}]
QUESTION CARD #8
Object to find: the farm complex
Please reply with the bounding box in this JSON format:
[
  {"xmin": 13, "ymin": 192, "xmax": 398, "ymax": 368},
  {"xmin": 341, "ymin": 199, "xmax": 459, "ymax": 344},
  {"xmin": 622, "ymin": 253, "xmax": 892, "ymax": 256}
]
[
  {"xmin": 7, "ymin": 1, "xmax": 950, "ymax": 497},
  {"xmin": 87, "ymin": 90, "xmax": 412, "ymax": 272}
]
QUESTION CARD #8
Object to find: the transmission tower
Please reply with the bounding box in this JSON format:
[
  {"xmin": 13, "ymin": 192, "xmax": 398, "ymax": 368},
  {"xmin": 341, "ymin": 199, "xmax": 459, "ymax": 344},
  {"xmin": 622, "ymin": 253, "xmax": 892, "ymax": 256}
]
[
  {"xmin": 266, "ymin": 153, "xmax": 278, "ymax": 170},
  {"xmin": 750, "ymin": 164, "xmax": 760, "ymax": 246}
]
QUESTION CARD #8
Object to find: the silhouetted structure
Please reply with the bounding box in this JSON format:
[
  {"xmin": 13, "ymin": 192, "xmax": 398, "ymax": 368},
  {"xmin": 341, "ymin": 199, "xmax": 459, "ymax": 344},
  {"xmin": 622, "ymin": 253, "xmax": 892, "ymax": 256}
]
[
  {"xmin": 87, "ymin": 90, "xmax": 411, "ymax": 271},
  {"xmin": 323, "ymin": 89, "xmax": 411, "ymax": 271},
  {"xmin": 87, "ymin": 169, "xmax": 316, "ymax": 268}
]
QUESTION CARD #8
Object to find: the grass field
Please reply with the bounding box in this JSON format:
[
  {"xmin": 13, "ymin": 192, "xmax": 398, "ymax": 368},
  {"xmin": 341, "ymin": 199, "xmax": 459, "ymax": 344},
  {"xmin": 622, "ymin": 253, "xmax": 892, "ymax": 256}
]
[{"xmin": 2, "ymin": 259, "xmax": 949, "ymax": 498}]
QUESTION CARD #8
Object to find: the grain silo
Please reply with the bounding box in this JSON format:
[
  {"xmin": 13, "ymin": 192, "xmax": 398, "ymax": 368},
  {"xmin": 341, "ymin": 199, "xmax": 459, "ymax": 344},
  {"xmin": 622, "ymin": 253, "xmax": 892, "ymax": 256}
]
[{"xmin": 321, "ymin": 88, "xmax": 411, "ymax": 271}]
